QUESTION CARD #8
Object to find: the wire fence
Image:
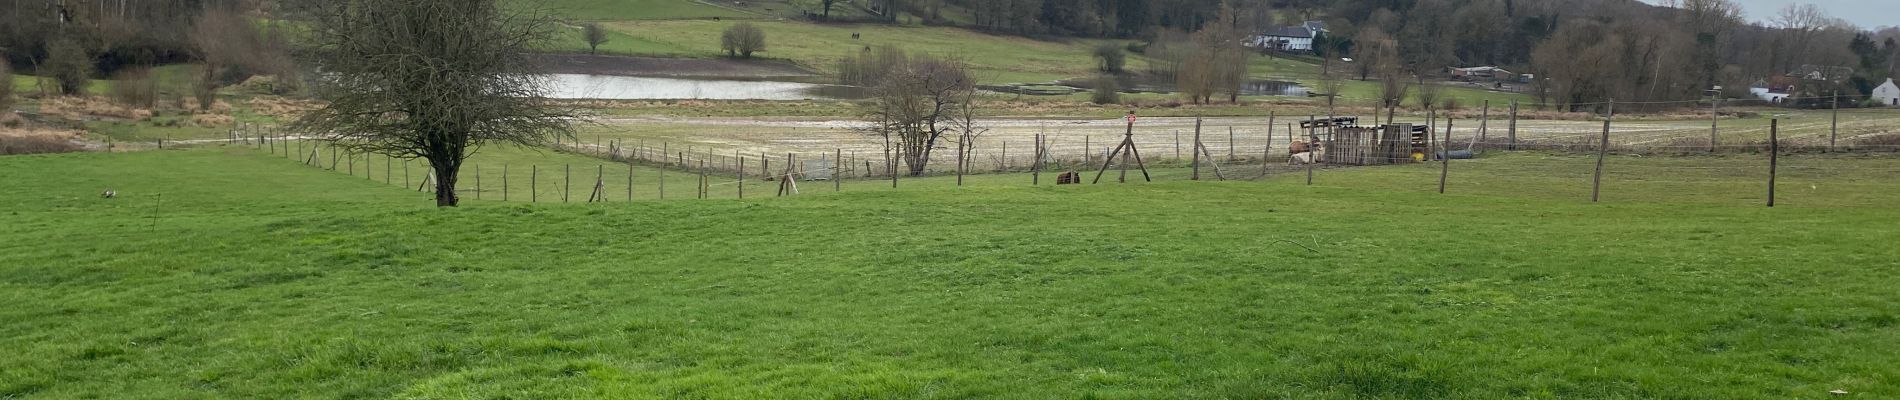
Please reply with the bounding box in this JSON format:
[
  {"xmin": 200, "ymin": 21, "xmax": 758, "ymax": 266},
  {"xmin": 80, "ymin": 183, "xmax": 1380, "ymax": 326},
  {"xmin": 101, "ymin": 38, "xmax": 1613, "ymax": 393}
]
[{"xmin": 179, "ymin": 107, "xmax": 1900, "ymax": 207}]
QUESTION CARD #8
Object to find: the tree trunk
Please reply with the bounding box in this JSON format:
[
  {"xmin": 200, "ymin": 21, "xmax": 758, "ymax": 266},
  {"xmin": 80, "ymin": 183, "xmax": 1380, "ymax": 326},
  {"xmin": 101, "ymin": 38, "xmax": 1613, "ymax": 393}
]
[{"xmin": 431, "ymin": 157, "xmax": 461, "ymax": 207}]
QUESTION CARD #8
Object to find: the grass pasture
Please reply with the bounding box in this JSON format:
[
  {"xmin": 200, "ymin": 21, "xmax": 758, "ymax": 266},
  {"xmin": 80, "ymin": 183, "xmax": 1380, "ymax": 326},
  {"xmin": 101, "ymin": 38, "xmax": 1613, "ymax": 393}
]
[
  {"xmin": 527, "ymin": 0, "xmax": 748, "ymax": 21},
  {"xmin": 3, "ymin": 146, "xmax": 1899, "ymax": 398}
]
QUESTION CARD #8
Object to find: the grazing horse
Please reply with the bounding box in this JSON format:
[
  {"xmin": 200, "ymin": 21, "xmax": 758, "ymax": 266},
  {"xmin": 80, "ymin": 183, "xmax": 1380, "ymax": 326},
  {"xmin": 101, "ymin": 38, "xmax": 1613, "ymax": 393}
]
[{"xmin": 1057, "ymin": 171, "xmax": 1080, "ymax": 185}]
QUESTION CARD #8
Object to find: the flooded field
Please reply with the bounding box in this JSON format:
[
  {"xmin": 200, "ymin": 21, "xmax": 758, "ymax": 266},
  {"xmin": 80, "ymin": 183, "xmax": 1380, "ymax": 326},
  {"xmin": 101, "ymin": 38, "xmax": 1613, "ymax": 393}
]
[{"xmin": 543, "ymin": 74, "xmax": 860, "ymax": 100}]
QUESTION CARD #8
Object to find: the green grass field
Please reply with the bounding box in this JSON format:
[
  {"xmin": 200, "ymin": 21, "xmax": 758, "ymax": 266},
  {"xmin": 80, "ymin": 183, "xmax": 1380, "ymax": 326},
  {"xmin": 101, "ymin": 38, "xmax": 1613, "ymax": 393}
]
[
  {"xmin": 527, "ymin": 0, "xmax": 748, "ymax": 21},
  {"xmin": 4, "ymin": 145, "xmax": 1898, "ymax": 398}
]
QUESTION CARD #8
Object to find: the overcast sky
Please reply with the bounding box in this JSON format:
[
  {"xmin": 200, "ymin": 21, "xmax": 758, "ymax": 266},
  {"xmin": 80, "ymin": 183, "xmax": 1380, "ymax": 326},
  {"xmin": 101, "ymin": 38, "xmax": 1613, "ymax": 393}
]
[{"xmin": 1641, "ymin": 0, "xmax": 1897, "ymax": 30}]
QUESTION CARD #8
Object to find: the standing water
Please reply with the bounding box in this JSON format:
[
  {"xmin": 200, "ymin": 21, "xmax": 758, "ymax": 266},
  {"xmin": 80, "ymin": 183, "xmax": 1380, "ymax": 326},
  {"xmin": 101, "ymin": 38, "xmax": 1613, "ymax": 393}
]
[{"xmin": 541, "ymin": 74, "xmax": 856, "ymax": 100}]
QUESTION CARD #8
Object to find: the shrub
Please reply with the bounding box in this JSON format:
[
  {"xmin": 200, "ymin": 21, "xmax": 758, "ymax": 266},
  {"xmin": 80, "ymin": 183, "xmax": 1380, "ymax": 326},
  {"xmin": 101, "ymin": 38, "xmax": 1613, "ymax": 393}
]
[
  {"xmin": 1858, "ymin": 133, "xmax": 1900, "ymax": 151},
  {"xmin": 194, "ymin": 67, "xmax": 220, "ymax": 110},
  {"xmin": 1090, "ymin": 76, "xmax": 1121, "ymax": 105},
  {"xmin": 0, "ymin": 131, "xmax": 86, "ymax": 155},
  {"xmin": 111, "ymin": 68, "xmax": 157, "ymax": 108},
  {"xmin": 837, "ymin": 46, "xmax": 907, "ymax": 87},
  {"xmin": 45, "ymin": 38, "xmax": 94, "ymax": 96},
  {"xmin": 721, "ymin": 23, "xmax": 766, "ymax": 59},
  {"xmin": 0, "ymin": 55, "xmax": 13, "ymax": 109},
  {"xmin": 1093, "ymin": 43, "xmax": 1125, "ymax": 73}
]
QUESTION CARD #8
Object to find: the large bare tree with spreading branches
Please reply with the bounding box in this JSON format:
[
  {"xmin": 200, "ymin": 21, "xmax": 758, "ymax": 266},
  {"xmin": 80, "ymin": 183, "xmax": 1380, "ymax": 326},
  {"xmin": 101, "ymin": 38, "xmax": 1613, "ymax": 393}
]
[
  {"xmin": 293, "ymin": 0, "xmax": 576, "ymax": 207},
  {"xmin": 857, "ymin": 49, "xmax": 976, "ymax": 176}
]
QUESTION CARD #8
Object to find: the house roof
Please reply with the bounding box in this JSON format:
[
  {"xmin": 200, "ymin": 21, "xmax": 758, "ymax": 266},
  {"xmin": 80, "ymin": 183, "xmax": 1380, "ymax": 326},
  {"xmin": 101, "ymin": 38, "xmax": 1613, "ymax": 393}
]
[
  {"xmin": 1453, "ymin": 66, "xmax": 1512, "ymax": 74},
  {"xmin": 1259, "ymin": 26, "xmax": 1314, "ymax": 39}
]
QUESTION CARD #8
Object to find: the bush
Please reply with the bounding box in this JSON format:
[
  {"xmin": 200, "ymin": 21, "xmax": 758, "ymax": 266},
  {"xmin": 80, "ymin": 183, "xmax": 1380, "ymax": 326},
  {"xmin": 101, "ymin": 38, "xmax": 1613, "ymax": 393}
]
[
  {"xmin": 0, "ymin": 55, "xmax": 13, "ymax": 110},
  {"xmin": 721, "ymin": 23, "xmax": 766, "ymax": 59},
  {"xmin": 0, "ymin": 132, "xmax": 85, "ymax": 155},
  {"xmin": 111, "ymin": 68, "xmax": 157, "ymax": 108},
  {"xmin": 45, "ymin": 38, "xmax": 94, "ymax": 96},
  {"xmin": 1858, "ymin": 133, "xmax": 1900, "ymax": 150},
  {"xmin": 1093, "ymin": 43, "xmax": 1125, "ymax": 73},
  {"xmin": 1440, "ymin": 98, "xmax": 1462, "ymax": 111},
  {"xmin": 1090, "ymin": 76, "xmax": 1121, "ymax": 105}
]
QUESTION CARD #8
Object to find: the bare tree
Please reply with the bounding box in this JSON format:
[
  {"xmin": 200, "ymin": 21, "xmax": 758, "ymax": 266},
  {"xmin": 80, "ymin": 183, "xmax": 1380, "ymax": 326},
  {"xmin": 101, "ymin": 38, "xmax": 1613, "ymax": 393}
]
[
  {"xmin": 583, "ymin": 23, "xmax": 609, "ymax": 54},
  {"xmin": 1771, "ymin": 4, "xmax": 1836, "ymax": 73},
  {"xmin": 190, "ymin": 5, "xmax": 292, "ymax": 108},
  {"xmin": 1413, "ymin": 75, "xmax": 1445, "ymax": 110},
  {"xmin": 859, "ymin": 50, "xmax": 976, "ymax": 176},
  {"xmin": 1316, "ymin": 65, "xmax": 1346, "ymax": 113},
  {"xmin": 721, "ymin": 22, "xmax": 766, "ymax": 58},
  {"xmin": 292, "ymin": 0, "xmax": 577, "ymax": 207}
]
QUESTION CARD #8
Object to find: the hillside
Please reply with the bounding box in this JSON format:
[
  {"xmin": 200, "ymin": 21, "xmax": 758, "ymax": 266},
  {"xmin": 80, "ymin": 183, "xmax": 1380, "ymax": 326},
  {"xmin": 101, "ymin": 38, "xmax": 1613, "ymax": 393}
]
[{"xmin": 4, "ymin": 146, "xmax": 1899, "ymax": 398}]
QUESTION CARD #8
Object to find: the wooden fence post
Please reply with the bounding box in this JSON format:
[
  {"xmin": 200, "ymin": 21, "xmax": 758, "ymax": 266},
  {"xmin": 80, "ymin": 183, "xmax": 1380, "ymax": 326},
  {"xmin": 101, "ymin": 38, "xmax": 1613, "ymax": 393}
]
[
  {"xmin": 1830, "ymin": 91, "xmax": 1839, "ymax": 152},
  {"xmin": 503, "ymin": 164, "xmax": 509, "ymax": 201},
  {"xmin": 475, "ymin": 165, "xmax": 481, "ymax": 200},
  {"xmin": 1439, "ymin": 119, "xmax": 1452, "ymax": 194},
  {"xmin": 1478, "ymin": 100, "xmax": 1490, "ymax": 149},
  {"xmin": 1591, "ymin": 119, "xmax": 1610, "ymax": 203},
  {"xmin": 1508, "ymin": 100, "xmax": 1519, "ymax": 150},
  {"xmin": 1306, "ymin": 115, "xmax": 1315, "ymax": 185},
  {"xmin": 956, "ymin": 131, "xmax": 967, "ymax": 186},
  {"xmin": 1033, "ymin": 134, "xmax": 1044, "ymax": 185},
  {"xmin": 1190, "ymin": 118, "xmax": 1204, "ymax": 180},
  {"xmin": 1262, "ymin": 114, "xmax": 1275, "ymax": 176},
  {"xmin": 563, "ymin": 164, "xmax": 571, "ymax": 203},
  {"xmin": 1769, "ymin": 119, "xmax": 1779, "ymax": 207},
  {"xmin": 835, "ymin": 148, "xmax": 843, "ymax": 192},
  {"xmin": 1228, "ymin": 126, "xmax": 1236, "ymax": 160},
  {"xmin": 531, "ymin": 165, "xmax": 538, "ymax": 203},
  {"xmin": 1001, "ymin": 140, "xmax": 1008, "ymax": 172},
  {"xmin": 739, "ymin": 157, "xmax": 746, "ymax": 199}
]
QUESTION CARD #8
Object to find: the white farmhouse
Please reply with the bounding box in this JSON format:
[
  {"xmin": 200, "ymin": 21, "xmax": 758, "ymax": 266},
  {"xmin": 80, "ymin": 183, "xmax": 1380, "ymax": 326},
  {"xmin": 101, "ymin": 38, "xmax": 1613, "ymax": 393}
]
[
  {"xmin": 1875, "ymin": 78, "xmax": 1900, "ymax": 107},
  {"xmin": 1247, "ymin": 21, "xmax": 1326, "ymax": 52}
]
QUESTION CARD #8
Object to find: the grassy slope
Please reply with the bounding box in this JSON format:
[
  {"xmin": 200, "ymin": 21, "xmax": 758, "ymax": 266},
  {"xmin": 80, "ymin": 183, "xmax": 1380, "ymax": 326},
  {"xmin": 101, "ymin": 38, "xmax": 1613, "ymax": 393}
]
[
  {"xmin": 3, "ymin": 147, "xmax": 1898, "ymax": 398},
  {"xmin": 595, "ymin": 20, "xmax": 1105, "ymax": 83},
  {"xmin": 529, "ymin": 0, "xmax": 1530, "ymax": 104},
  {"xmin": 530, "ymin": 0, "xmax": 747, "ymax": 20},
  {"xmin": 7, "ymin": 65, "xmax": 201, "ymax": 98}
]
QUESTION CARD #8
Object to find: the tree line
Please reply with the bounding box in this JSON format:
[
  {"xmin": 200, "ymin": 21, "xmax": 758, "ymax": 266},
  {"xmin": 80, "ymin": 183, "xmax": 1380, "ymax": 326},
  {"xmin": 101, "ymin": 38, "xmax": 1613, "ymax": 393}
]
[
  {"xmin": 1, "ymin": 0, "xmax": 295, "ymax": 101},
  {"xmin": 850, "ymin": 0, "xmax": 1899, "ymax": 109}
]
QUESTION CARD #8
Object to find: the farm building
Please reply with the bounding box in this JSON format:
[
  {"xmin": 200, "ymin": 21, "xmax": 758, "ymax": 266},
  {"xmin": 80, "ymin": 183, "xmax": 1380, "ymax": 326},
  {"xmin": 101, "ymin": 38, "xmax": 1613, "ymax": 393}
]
[
  {"xmin": 1247, "ymin": 21, "xmax": 1326, "ymax": 52},
  {"xmin": 1875, "ymin": 78, "xmax": 1900, "ymax": 107},
  {"xmin": 1750, "ymin": 77, "xmax": 1799, "ymax": 103},
  {"xmin": 1450, "ymin": 66, "xmax": 1514, "ymax": 82}
]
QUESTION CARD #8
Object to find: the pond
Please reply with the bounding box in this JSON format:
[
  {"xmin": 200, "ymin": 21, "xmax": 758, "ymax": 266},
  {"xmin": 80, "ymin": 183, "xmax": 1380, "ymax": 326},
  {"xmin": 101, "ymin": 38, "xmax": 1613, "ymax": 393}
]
[{"xmin": 541, "ymin": 74, "xmax": 862, "ymax": 101}]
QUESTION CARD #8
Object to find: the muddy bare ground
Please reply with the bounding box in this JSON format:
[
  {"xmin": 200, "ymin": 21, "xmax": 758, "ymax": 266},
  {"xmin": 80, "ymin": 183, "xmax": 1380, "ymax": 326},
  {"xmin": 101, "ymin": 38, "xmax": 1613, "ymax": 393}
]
[
  {"xmin": 579, "ymin": 112, "xmax": 1900, "ymax": 171},
  {"xmin": 534, "ymin": 54, "xmax": 818, "ymax": 79}
]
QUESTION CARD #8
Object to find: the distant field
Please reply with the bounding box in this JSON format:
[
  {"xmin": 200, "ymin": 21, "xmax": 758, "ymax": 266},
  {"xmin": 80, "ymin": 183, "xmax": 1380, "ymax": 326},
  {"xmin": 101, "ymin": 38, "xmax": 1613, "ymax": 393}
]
[
  {"xmin": 526, "ymin": 0, "xmax": 747, "ymax": 20},
  {"xmin": 3, "ymin": 146, "xmax": 1898, "ymax": 398},
  {"xmin": 596, "ymin": 20, "xmax": 1110, "ymax": 83}
]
